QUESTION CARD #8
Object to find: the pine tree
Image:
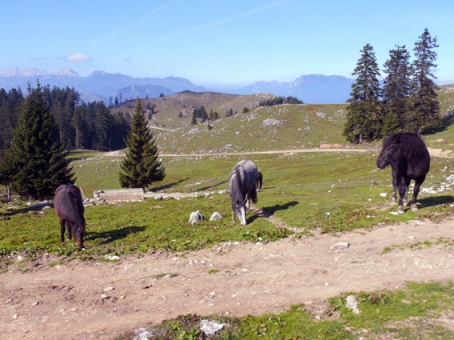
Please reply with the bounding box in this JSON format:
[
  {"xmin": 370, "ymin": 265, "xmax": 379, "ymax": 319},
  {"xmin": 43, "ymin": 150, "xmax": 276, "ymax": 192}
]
[
  {"xmin": 11, "ymin": 82, "xmax": 75, "ymax": 200},
  {"xmin": 191, "ymin": 111, "xmax": 197, "ymax": 125},
  {"xmin": 343, "ymin": 44, "xmax": 383, "ymax": 143},
  {"xmin": 382, "ymin": 45, "xmax": 411, "ymax": 133},
  {"xmin": 119, "ymin": 99, "xmax": 165, "ymax": 190},
  {"xmin": 407, "ymin": 28, "xmax": 441, "ymax": 133},
  {"xmin": 0, "ymin": 149, "xmax": 15, "ymax": 201}
]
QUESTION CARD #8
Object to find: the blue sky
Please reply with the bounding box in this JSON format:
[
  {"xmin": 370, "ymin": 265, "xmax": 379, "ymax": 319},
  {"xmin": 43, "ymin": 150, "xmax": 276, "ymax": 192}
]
[{"xmin": 1, "ymin": 0, "xmax": 453, "ymax": 89}]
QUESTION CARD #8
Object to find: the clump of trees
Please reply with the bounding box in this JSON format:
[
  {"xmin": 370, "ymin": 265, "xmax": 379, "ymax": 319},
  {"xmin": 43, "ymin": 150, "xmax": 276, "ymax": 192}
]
[
  {"xmin": 344, "ymin": 28, "xmax": 441, "ymax": 143},
  {"xmin": 0, "ymin": 81, "xmax": 132, "ymax": 199},
  {"xmin": 258, "ymin": 96, "xmax": 303, "ymax": 107},
  {"xmin": 191, "ymin": 106, "xmax": 220, "ymax": 124},
  {"xmin": 0, "ymin": 84, "xmax": 131, "ymax": 151},
  {"xmin": 0, "ymin": 82, "xmax": 75, "ymax": 200}
]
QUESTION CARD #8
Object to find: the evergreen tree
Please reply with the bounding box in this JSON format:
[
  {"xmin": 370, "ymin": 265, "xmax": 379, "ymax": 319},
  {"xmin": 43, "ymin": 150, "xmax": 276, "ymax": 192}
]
[
  {"xmin": 200, "ymin": 106, "xmax": 208, "ymax": 122},
  {"xmin": 191, "ymin": 111, "xmax": 197, "ymax": 125},
  {"xmin": 92, "ymin": 101, "xmax": 113, "ymax": 151},
  {"xmin": 11, "ymin": 82, "xmax": 75, "ymax": 200},
  {"xmin": 382, "ymin": 45, "xmax": 411, "ymax": 133},
  {"xmin": 0, "ymin": 149, "xmax": 15, "ymax": 202},
  {"xmin": 0, "ymin": 88, "xmax": 24, "ymax": 149},
  {"xmin": 407, "ymin": 28, "xmax": 441, "ymax": 133},
  {"xmin": 119, "ymin": 99, "xmax": 165, "ymax": 190},
  {"xmin": 343, "ymin": 44, "xmax": 382, "ymax": 143}
]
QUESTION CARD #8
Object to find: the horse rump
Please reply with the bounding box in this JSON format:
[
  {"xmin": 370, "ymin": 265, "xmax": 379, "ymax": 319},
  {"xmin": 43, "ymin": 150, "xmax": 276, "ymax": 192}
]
[
  {"xmin": 54, "ymin": 184, "xmax": 86, "ymax": 248},
  {"xmin": 229, "ymin": 160, "xmax": 258, "ymax": 225}
]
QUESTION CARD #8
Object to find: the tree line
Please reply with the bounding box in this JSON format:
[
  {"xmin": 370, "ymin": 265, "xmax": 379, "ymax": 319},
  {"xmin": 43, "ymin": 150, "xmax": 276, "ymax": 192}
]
[
  {"xmin": 0, "ymin": 82, "xmax": 132, "ymax": 200},
  {"xmin": 0, "ymin": 83, "xmax": 131, "ymax": 152},
  {"xmin": 344, "ymin": 28, "xmax": 442, "ymax": 143}
]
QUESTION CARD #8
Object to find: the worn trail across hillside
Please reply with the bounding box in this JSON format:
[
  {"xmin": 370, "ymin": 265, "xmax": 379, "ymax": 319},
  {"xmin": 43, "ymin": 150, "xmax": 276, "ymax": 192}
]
[
  {"xmin": 2, "ymin": 213, "xmax": 454, "ymax": 339},
  {"xmin": 105, "ymin": 147, "xmax": 454, "ymax": 158}
]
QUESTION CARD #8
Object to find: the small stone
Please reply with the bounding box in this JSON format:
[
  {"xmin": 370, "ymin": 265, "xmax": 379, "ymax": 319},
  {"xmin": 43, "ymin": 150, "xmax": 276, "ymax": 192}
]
[
  {"xmin": 330, "ymin": 241, "xmax": 349, "ymax": 249},
  {"xmin": 101, "ymin": 293, "xmax": 109, "ymax": 299},
  {"xmin": 31, "ymin": 301, "xmax": 39, "ymax": 306},
  {"xmin": 104, "ymin": 287, "xmax": 115, "ymax": 292}
]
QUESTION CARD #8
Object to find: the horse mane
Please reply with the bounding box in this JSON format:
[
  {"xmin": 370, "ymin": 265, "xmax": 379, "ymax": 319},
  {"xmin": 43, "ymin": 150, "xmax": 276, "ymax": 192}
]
[
  {"xmin": 391, "ymin": 133, "xmax": 427, "ymax": 160},
  {"xmin": 229, "ymin": 166, "xmax": 244, "ymax": 204}
]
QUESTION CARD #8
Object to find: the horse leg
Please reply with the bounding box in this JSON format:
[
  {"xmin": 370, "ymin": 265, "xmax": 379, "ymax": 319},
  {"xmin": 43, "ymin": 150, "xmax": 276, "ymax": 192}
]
[
  {"xmin": 397, "ymin": 176, "xmax": 406, "ymax": 214},
  {"xmin": 403, "ymin": 178, "xmax": 411, "ymax": 205},
  {"xmin": 66, "ymin": 222, "xmax": 73, "ymax": 241},
  {"xmin": 409, "ymin": 177, "xmax": 425, "ymax": 212},
  {"xmin": 391, "ymin": 169, "xmax": 398, "ymax": 205},
  {"xmin": 60, "ymin": 219, "xmax": 66, "ymax": 243}
]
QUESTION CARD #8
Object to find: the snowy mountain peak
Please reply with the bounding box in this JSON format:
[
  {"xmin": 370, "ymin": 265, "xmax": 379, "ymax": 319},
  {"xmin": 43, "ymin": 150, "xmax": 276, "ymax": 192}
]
[
  {"xmin": 0, "ymin": 67, "xmax": 49, "ymax": 77},
  {"xmin": 53, "ymin": 67, "xmax": 79, "ymax": 77}
]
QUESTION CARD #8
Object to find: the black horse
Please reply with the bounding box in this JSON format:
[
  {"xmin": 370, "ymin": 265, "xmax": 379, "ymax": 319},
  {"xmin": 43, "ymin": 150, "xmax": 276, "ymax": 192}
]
[
  {"xmin": 376, "ymin": 132, "xmax": 430, "ymax": 214},
  {"xmin": 54, "ymin": 184, "xmax": 86, "ymax": 248},
  {"xmin": 229, "ymin": 160, "xmax": 258, "ymax": 225},
  {"xmin": 257, "ymin": 171, "xmax": 263, "ymax": 191}
]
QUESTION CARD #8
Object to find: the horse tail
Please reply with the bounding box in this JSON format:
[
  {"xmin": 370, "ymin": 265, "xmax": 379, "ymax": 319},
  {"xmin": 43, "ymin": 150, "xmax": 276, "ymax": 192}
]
[{"xmin": 249, "ymin": 184, "xmax": 258, "ymax": 204}]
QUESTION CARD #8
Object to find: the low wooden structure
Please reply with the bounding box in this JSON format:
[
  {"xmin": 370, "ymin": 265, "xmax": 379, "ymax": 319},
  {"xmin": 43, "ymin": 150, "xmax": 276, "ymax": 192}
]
[{"xmin": 94, "ymin": 188, "xmax": 144, "ymax": 201}]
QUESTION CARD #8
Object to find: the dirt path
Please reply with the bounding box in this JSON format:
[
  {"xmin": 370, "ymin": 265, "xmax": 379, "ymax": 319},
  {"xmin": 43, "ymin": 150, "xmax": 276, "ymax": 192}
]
[{"xmin": 2, "ymin": 213, "xmax": 454, "ymax": 339}]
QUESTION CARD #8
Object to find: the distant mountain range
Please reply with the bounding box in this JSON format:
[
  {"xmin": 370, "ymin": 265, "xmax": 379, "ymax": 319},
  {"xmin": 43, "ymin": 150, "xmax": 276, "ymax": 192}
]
[{"xmin": 1, "ymin": 67, "xmax": 451, "ymax": 104}]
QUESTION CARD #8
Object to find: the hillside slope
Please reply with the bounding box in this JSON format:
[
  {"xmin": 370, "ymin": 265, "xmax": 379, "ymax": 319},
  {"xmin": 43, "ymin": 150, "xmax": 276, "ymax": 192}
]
[{"xmin": 111, "ymin": 91, "xmax": 277, "ymax": 130}]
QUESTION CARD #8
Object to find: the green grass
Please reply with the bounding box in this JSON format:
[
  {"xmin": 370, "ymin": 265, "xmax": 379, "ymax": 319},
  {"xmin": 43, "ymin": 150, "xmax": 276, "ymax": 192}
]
[
  {"xmin": 2, "ymin": 151, "xmax": 454, "ymax": 265},
  {"xmin": 135, "ymin": 281, "xmax": 454, "ymax": 339}
]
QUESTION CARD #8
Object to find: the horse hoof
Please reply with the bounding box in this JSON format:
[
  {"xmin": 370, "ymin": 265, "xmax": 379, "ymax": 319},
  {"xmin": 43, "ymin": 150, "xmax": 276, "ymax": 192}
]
[
  {"xmin": 398, "ymin": 206, "xmax": 405, "ymax": 214},
  {"xmin": 411, "ymin": 204, "xmax": 418, "ymax": 212}
]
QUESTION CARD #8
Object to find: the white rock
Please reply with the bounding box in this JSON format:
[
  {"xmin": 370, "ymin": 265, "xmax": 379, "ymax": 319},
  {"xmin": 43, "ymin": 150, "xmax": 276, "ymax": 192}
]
[
  {"xmin": 330, "ymin": 241, "xmax": 349, "ymax": 249},
  {"xmin": 200, "ymin": 319, "xmax": 225, "ymax": 336},
  {"xmin": 209, "ymin": 212, "xmax": 223, "ymax": 221},
  {"xmin": 346, "ymin": 295, "xmax": 360, "ymax": 314}
]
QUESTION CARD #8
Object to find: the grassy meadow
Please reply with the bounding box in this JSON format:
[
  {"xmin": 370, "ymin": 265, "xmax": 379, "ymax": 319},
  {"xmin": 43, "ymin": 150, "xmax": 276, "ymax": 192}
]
[{"xmin": 2, "ymin": 89, "xmax": 454, "ymax": 338}]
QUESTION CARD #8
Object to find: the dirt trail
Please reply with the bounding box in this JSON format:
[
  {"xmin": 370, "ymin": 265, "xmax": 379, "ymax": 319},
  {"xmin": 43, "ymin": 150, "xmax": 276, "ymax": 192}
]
[{"xmin": 2, "ymin": 213, "xmax": 454, "ymax": 339}]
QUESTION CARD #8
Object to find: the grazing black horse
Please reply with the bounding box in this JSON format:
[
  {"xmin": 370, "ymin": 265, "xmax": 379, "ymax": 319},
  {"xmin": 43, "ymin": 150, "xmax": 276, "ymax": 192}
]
[
  {"xmin": 376, "ymin": 132, "xmax": 430, "ymax": 214},
  {"xmin": 54, "ymin": 184, "xmax": 86, "ymax": 248},
  {"xmin": 257, "ymin": 171, "xmax": 263, "ymax": 191},
  {"xmin": 229, "ymin": 160, "xmax": 258, "ymax": 225}
]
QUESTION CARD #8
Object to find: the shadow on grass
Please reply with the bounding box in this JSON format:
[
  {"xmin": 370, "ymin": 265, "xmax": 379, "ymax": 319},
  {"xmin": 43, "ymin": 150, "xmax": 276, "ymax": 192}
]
[
  {"xmin": 86, "ymin": 226, "xmax": 146, "ymax": 244},
  {"xmin": 197, "ymin": 179, "xmax": 229, "ymax": 192},
  {"xmin": 248, "ymin": 200, "xmax": 299, "ymax": 223},
  {"xmin": 0, "ymin": 202, "xmax": 54, "ymax": 217},
  {"xmin": 152, "ymin": 178, "xmax": 189, "ymax": 191},
  {"xmin": 417, "ymin": 195, "xmax": 454, "ymax": 209},
  {"xmin": 262, "ymin": 201, "xmax": 299, "ymax": 215}
]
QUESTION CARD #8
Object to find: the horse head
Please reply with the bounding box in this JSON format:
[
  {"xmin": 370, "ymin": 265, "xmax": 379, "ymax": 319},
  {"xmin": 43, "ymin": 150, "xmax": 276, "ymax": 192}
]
[
  {"xmin": 233, "ymin": 199, "xmax": 247, "ymax": 225},
  {"xmin": 376, "ymin": 135, "xmax": 402, "ymax": 169}
]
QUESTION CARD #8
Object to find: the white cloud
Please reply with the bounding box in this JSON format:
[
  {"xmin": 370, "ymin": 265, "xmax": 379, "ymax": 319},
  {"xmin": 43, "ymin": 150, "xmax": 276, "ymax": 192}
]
[{"xmin": 61, "ymin": 53, "xmax": 92, "ymax": 62}]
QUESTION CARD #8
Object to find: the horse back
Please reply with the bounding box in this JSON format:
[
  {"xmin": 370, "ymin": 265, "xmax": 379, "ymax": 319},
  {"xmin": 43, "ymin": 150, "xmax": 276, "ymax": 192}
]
[{"xmin": 54, "ymin": 184, "xmax": 84, "ymax": 221}]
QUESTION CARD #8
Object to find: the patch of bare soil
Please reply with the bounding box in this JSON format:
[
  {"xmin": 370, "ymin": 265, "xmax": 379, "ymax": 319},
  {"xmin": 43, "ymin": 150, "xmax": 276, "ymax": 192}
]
[{"xmin": 2, "ymin": 213, "xmax": 454, "ymax": 339}]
